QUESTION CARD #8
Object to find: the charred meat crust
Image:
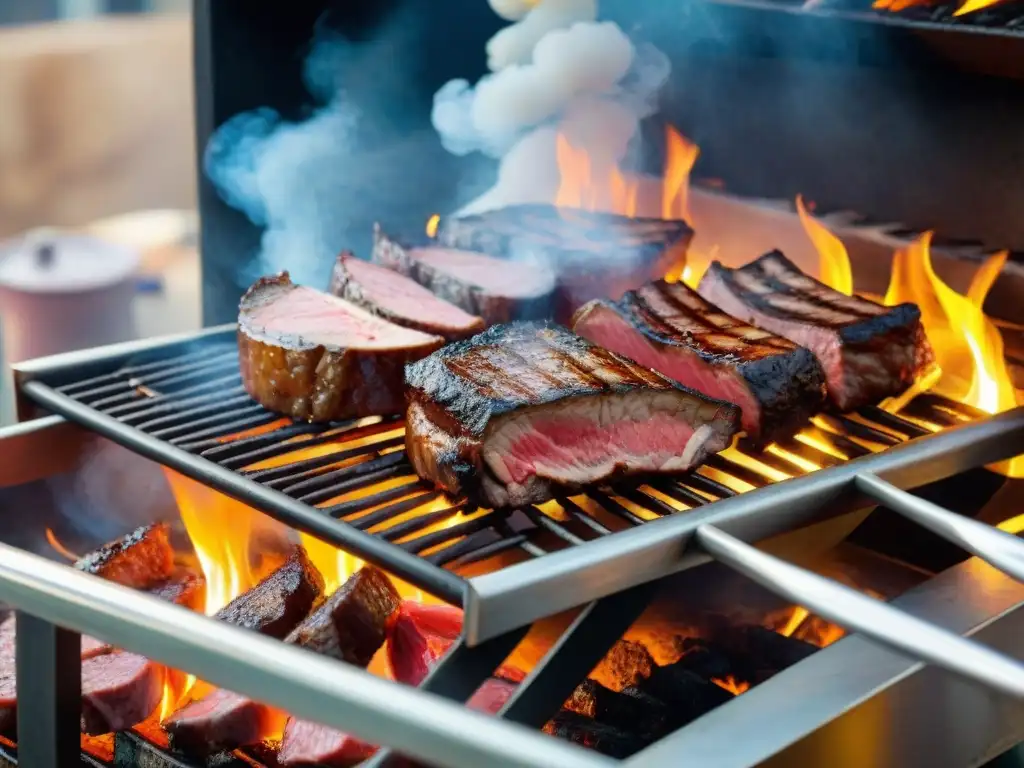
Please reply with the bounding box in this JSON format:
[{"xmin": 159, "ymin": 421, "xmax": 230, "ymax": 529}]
[
  {"xmin": 238, "ymin": 272, "xmax": 444, "ymax": 422},
  {"xmin": 572, "ymin": 280, "xmax": 828, "ymax": 445},
  {"xmin": 372, "ymin": 225, "xmax": 555, "ymax": 325},
  {"xmin": 214, "ymin": 547, "xmax": 325, "ymax": 639},
  {"xmin": 74, "ymin": 522, "xmax": 174, "ymax": 589},
  {"xmin": 405, "ymin": 322, "xmax": 739, "ymax": 506},
  {"xmin": 434, "ymin": 205, "xmax": 693, "ymax": 322},
  {"xmin": 285, "ymin": 566, "xmax": 401, "ymax": 665},
  {"xmin": 329, "ymin": 252, "xmax": 486, "ymax": 341},
  {"xmin": 699, "ymin": 251, "xmax": 936, "ymax": 410}
]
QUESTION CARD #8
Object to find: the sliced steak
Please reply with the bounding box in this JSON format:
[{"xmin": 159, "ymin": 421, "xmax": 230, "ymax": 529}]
[
  {"xmin": 213, "ymin": 547, "xmax": 324, "ymax": 639},
  {"xmin": 74, "ymin": 522, "xmax": 174, "ymax": 589},
  {"xmin": 81, "ymin": 651, "xmax": 166, "ymax": 734},
  {"xmin": 698, "ymin": 251, "xmax": 937, "ymax": 411},
  {"xmin": 405, "ymin": 322, "xmax": 739, "ymax": 508},
  {"xmin": 278, "ymin": 718, "xmax": 377, "ymax": 767},
  {"xmin": 329, "ymin": 252, "xmax": 485, "ymax": 341},
  {"xmin": 238, "ymin": 272, "xmax": 444, "ymax": 422},
  {"xmin": 572, "ymin": 279, "xmax": 828, "ymax": 445},
  {"xmin": 166, "ymin": 567, "xmax": 399, "ymax": 757},
  {"xmin": 372, "ymin": 226, "xmax": 556, "ymax": 325},
  {"xmin": 435, "ymin": 205, "xmax": 693, "ymax": 322}
]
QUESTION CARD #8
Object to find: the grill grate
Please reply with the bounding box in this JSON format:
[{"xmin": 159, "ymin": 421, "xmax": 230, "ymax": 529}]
[{"xmin": 16, "ymin": 330, "xmax": 984, "ymax": 605}]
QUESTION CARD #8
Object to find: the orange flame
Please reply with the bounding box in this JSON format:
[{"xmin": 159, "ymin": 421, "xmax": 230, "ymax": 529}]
[
  {"xmin": 872, "ymin": 0, "xmax": 1001, "ymax": 17},
  {"xmin": 712, "ymin": 675, "xmax": 751, "ymax": 696},
  {"xmin": 662, "ymin": 126, "xmax": 700, "ymax": 223},
  {"xmin": 45, "ymin": 528, "xmax": 79, "ymax": 562},
  {"xmin": 426, "ymin": 214, "xmax": 440, "ymax": 238},
  {"xmin": 796, "ymin": 195, "xmax": 852, "ymax": 297}
]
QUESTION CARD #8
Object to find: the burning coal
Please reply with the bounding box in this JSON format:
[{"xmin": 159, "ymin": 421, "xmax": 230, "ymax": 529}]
[{"xmin": 433, "ymin": 0, "xmax": 670, "ymax": 215}]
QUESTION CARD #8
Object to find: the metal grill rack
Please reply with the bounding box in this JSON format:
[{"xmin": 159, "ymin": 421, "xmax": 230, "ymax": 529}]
[{"xmin": 8, "ymin": 325, "xmax": 1024, "ymax": 768}]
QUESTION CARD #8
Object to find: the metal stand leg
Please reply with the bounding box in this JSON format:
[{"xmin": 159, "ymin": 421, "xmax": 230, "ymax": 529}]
[{"xmin": 15, "ymin": 613, "xmax": 81, "ymax": 768}]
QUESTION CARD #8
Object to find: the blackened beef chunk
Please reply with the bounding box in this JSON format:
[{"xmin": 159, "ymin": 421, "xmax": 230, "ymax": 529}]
[
  {"xmin": 74, "ymin": 522, "xmax": 174, "ymax": 589},
  {"xmin": 405, "ymin": 322, "xmax": 739, "ymax": 508},
  {"xmin": 435, "ymin": 205, "xmax": 693, "ymax": 322},
  {"xmin": 238, "ymin": 272, "xmax": 443, "ymax": 421},
  {"xmin": 214, "ymin": 547, "xmax": 324, "ymax": 639},
  {"xmin": 573, "ymin": 279, "xmax": 827, "ymax": 444},
  {"xmin": 329, "ymin": 252, "xmax": 485, "ymax": 341},
  {"xmin": 372, "ymin": 226, "xmax": 556, "ymax": 325},
  {"xmin": 698, "ymin": 251, "xmax": 936, "ymax": 411}
]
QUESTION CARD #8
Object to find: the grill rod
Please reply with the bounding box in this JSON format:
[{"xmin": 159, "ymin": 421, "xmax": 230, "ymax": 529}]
[
  {"xmin": 856, "ymin": 473, "xmax": 1024, "ymax": 583},
  {"xmin": 0, "ymin": 542, "xmax": 611, "ymax": 768},
  {"xmin": 696, "ymin": 524, "xmax": 1024, "ymax": 699}
]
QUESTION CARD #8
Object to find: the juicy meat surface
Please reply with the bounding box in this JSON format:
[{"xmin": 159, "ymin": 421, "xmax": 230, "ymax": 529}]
[
  {"xmin": 166, "ymin": 567, "xmax": 400, "ymax": 757},
  {"xmin": 698, "ymin": 251, "xmax": 936, "ymax": 411},
  {"xmin": 572, "ymin": 279, "xmax": 828, "ymax": 445},
  {"xmin": 278, "ymin": 718, "xmax": 377, "ymax": 767},
  {"xmin": 405, "ymin": 322, "xmax": 739, "ymax": 508},
  {"xmin": 80, "ymin": 651, "xmax": 165, "ymax": 734},
  {"xmin": 74, "ymin": 522, "xmax": 174, "ymax": 589},
  {"xmin": 435, "ymin": 205, "xmax": 694, "ymax": 322},
  {"xmin": 214, "ymin": 547, "xmax": 324, "ymax": 639},
  {"xmin": 372, "ymin": 226, "xmax": 556, "ymax": 325},
  {"xmin": 330, "ymin": 252, "xmax": 485, "ymax": 341},
  {"xmin": 238, "ymin": 272, "xmax": 444, "ymax": 421}
]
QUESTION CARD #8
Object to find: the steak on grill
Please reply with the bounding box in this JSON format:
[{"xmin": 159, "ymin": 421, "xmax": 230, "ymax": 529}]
[
  {"xmin": 405, "ymin": 322, "xmax": 739, "ymax": 508},
  {"xmin": 435, "ymin": 205, "xmax": 693, "ymax": 322},
  {"xmin": 698, "ymin": 251, "xmax": 937, "ymax": 411},
  {"xmin": 238, "ymin": 272, "xmax": 444, "ymax": 422},
  {"xmin": 372, "ymin": 226, "xmax": 556, "ymax": 325},
  {"xmin": 167, "ymin": 567, "xmax": 400, "ymax": 757},
  {"xmin": 329, "ymin": 252, "xmax": 485, "ymax": 341},
  {"xmin": 572, "ymin": 279, "xmax": 828, "ymax": 445},
  {"xmin": 81, "ymin": 651, "xmax": 166, "ymax": 734}
]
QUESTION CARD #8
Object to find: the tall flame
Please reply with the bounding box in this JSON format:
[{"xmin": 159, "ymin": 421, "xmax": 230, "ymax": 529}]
[
  {"xmin": 662, "ymin": 126, "xmax": 700, "ymax": 223},
  {"xmin": 796, "ymin": 195, "xmax": 852, "ymax": 297}
]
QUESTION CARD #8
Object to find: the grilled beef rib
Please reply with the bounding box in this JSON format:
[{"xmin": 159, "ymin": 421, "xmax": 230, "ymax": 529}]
[
  {"xmin": 405, "ymin": 322, "xmax": 740, "ymax": 508},
  {"xmin": 238, "ymin": 272, "xmax": 443, "ymax": 421},
  {"xmin": 698, "ymin": 251, "xmax": 936, "ymax": 411},
  {"xmin": 372, "ymin": 226, "xmax": 556, "ymax": 325},
  {"xmin": 435, "ymin": 205, "xmax": 693, "ymax": 322},
  {"xmin": 329, "ymin": 252, "xmax": 485, "ymax": 341},
  {"xmin": 572, "ymin": 279, "xmax": 828, "ymax": 445}
]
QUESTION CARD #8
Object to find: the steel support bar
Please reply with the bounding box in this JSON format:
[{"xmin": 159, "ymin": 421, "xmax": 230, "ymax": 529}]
[
  {"xmin": 695, "ymin": 524, "xmax": 1024, "ymax": 699},
  {"xmin": 465, "ymin": 407, "xmax": 1024, "ymax": 644},
  {"xmin": 856, "ymin": 472, "xmax": 1024, "ymax": 583},
  {"xmin": 15, "ymin": 613, "xmax": 81, "ymax": 768},
  {"xmin": 0, "ymin": 543, "xmax": 611, "ymax": 768}
]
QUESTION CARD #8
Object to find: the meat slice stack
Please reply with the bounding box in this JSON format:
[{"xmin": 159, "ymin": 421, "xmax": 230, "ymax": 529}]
[
  {"xmin": 405, "ymin": 321, "xmax": 739, "ymax": 508},
  {"xmin": 435, "ymin": 205, "xmax": 694, "ymax": 321},
  {"xmin": 698, "ymin": 250, "xmax": 936, "ymax": 411},
  {"xmin": 329, "ymin": 252, "xmax": 485, "ymax": 341},
  {"xmin": 238, "ymin": 272, "xmax": 444, "ymax": 421},
  {"xmin": 572, "ymin": 278, "xmax": 828, "ymax": 445},
  {"xmin": 372, "ymin": 226, "xmax": 556, "ymax": 325}
]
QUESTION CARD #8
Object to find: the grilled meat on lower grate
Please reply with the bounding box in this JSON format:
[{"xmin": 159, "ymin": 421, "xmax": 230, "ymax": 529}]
[
  {"xmin": 573, "ymin": 278, "xmax": 828, "ymax": 445},
  {"xmin": 405, "ymin": 322, "xmax": 739, "ymax": 508},
  {"xmin": 329, "ymin": 252, "xmax": 486, "ymax": 342},
  {"xmin": 372, "ymin": 225, "xmax": 556, "ymax": 325},
  {"xmin": 698, "ymin": 251, "xmax": 936, "ymax": 411},
  {"xmin": 238, "ymin": 272, "xmax": 444, "ymax": 422}
]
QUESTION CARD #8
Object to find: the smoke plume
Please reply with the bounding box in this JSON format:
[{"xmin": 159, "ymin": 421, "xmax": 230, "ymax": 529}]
[{"xmin": 432, "ymin": 0, "xmax": 670, "ymax": 215}]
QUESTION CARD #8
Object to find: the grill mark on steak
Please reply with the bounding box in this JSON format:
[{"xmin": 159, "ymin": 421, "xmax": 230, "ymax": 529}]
[
  {"xmin": 698, "ymin": 251, "xmax": 937, "ymax": 411},
  {"xmin": 238, "ymin": 272, "xmax": 444, "ymax": 422},
  {"xmin": 329, "ymin": 252, "xmax": 485, "ymax": 342},
  {"xmin": 571, "ymin": 279, "xmax": 828, "ymax": 445},
  {"xmin": 434, "ymin": 204, "xmax": 693, "ymax": 323},
  {"xmin": 166, "ymin": 567, "xmax": 399, "ymax": 758},
  {"xmin": 405, "ymin": 322, "xmax": 739, "ymax": 508},
  {"xmin": 372, "ymin": 225, "xmax": 556, "ymax": 325}
]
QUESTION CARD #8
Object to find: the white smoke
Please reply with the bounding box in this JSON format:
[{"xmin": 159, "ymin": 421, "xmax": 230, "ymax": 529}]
[{"xmin": 432, "ymin": 0, "xmax": 670, "ymax": 215}]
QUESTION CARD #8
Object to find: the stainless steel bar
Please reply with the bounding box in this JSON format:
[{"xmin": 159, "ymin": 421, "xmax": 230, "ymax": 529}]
[
  {"xmin": 464, "ymin": 407, "xmax": 1024, "ymax": 644},
  {"xmin": 626, "ymin": 554, "xmax": 1024, "ymax": 768},
  {"xmin": 15, "ymin": 613, "xmax": 81, "ymax": 768},
  {"xmin": 0, "ymin": 543, "xmax": 610, "ymax": 768},
  {"xmin": 856, "ymin": 472, "xmax": 1024, "ymax": 582},
  {"xmin": 695, "ymin": 523, "xmax": 1024, "ymax": 699},
  {"xmin": 0, "ymin": 415, "xmax": 97, "ymax": 488}
]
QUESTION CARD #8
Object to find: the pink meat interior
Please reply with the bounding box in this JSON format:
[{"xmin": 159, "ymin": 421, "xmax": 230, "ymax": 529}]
[
  {"xmin": 343, "ymin": 257, "xmax": 481, "ymax": 330},
  {"xmin": 248, "ymin": 285, "xmax": 439, "ymax": 349},
  {"xmin": 410, "ymin": 247, "xmax": 555, "ymax": 297},
  {"xmin": 575, "ymin": 304, "xmax": 761, "ymax": 436}
]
